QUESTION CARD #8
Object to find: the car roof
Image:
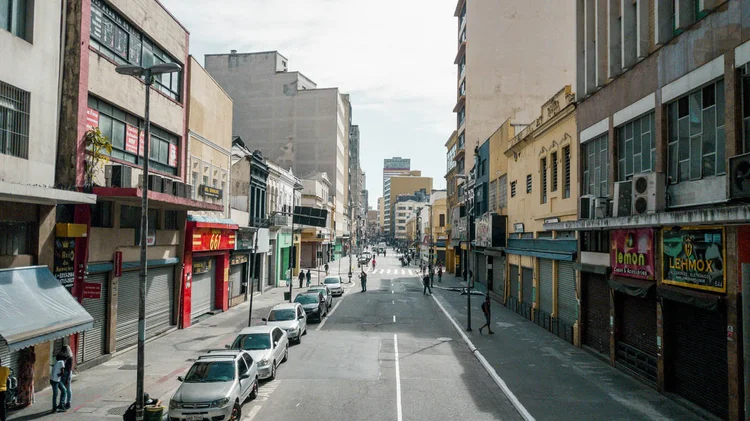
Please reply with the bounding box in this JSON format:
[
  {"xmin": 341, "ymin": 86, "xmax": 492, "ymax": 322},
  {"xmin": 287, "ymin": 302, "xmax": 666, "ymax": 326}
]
[
  {"xmin": 271, "ymin": 303, "xmax": 298, "ymax": 310},
  {"xmin": 238, "ymin": 325, "xmax": 275, "ymax": 334},
  {"xmin": 324, "ymin": 276, "xmax": 342, "ymax": 281},
  {"xmin": 197, "ymin": 351, "xmax": 242, "ymax": 361}
]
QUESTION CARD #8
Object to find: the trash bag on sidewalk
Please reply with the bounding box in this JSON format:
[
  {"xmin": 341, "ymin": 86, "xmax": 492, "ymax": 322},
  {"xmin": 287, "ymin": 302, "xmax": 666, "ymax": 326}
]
[{"xmin": 122, "ymin": 394, "xmax": 160, "ymax": 421}]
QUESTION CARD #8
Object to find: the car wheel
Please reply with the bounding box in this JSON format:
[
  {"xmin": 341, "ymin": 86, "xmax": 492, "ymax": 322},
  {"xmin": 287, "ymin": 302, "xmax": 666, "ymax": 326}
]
[
  {"xmin": 303, "ymin": 326, "xmax": 308, "ymax": 336},
  {"xmin": 282, "ymin": 344, "xmax": 288, "ymax": 362},
  {"xmin": 269, "ymin": 362, "xmax": 277, "ymax": 380},
  {"xmin": 249, "ymin": 378, "xmax": 258, "ymax": 400},
  {"xmin": 230, "ymin": 401, "xmax": 242, "ymax": 421}
]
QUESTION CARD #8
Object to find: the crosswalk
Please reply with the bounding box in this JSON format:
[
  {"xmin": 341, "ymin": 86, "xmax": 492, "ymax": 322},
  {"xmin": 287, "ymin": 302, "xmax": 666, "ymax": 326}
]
[{"xmin": 364, "ymin": 268, "xmax": 421, "ymax": 276}]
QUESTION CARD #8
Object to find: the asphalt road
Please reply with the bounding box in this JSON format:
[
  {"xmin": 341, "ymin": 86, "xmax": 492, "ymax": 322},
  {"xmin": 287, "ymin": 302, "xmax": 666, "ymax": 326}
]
[{"xmin": 242, "ymin": 252, "xmax": 523, "ymax": 421}]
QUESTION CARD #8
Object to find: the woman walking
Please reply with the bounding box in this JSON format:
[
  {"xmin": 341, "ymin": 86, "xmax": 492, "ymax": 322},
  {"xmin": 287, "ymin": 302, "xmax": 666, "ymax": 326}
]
[
  {"xmin": 49, "ymin": 355, "xmax": 66, "ymax": 413},
  {"xmin": 59, "ymin": 346, "xmax": 73, "ymax": 409}
]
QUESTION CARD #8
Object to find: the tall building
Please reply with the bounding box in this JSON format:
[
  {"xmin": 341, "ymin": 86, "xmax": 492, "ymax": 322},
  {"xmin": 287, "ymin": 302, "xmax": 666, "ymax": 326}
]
[
  {"xmin": 452, "ymin": 0, "xmax": 575, "ymax": 175},
  {"xmin": 542, "ymin": 2, "xmax": 748, "ymax": 419},
  {"xmin": 388, "ymin": 174, "xmax": 433, "ymax": 237},
  {"xmin": 348, "ymin": 123, "xmax": 360, "ymax": 241},
  {"xmin": 377, "ymin": 197, "xmax": 385, "ymax": 234},
  {"xmin": 205, "ymin": 51, "xmax": 351, "ymax": 244},
  {"xmin": 445, "ymin": 131, "xmax": 459, "ymax": 274},
  {"xmin": 382, "ymin": 157, "xmax": 411, "ymax": 237}
]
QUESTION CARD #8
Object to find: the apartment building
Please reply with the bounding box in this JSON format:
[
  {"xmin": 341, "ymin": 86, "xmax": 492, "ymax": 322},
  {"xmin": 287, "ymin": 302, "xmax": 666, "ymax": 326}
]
[
  {"xmin": 544, "ymin": 2, "xmax": 747, "ymax": 418},
  {"xmin": 382, "ymin": 157, "xmax": 411, "ymax": 237},
  {"xmin": 388, "ymin": 173, "xmax": 433, "ymax": 236},
  {"xmin": 444, "ymin": 131, "xmax": 459, "ymax": 273}
]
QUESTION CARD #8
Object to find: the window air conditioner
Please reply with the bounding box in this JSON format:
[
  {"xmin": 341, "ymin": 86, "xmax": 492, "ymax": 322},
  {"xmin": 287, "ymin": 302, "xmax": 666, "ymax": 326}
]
[{"xmin": 579, "ymin": 194, "xmax": 596, "ymax": 219}]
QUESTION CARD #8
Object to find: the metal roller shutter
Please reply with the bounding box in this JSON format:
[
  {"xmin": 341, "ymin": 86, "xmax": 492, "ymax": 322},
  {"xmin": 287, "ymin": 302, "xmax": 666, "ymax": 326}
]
[
  {"xmin": 77, "ymin": 273, "xmax": 108, "ymax": 364},
  {"xmin": 582, "ymin": 273, "xmax": 610, "ymax": 355},
  {"xmin": 509, "ymin": 264, "xmax": 519, "ymax": 301},
  {"xmin": 615, "ymin": 292, "xmax": 657, "ymax": 384},
  {"xmin": 476, "ymin": 253, "xmax": 487, "ymax": 290},
  {"xmin": 191, "ymin": 260, "xmax": 216, "ymax": 319},
  {"xmin": 556, "ymin": 262, "xmax": 577, "ymax": 325},
  {"xmin": 538, "ymin": 259, "xmax": 553, "ymax": 316},
  {"xmin": 666, "ymin": 301, "xmax": 728, "ymax": 419},
  {"xmin": 0, "ymin": 339, "xmax": 20, "ymax": 376},
  {"xmin": 521, "ymin": 267, "xmax": 533, "ymax": 319},
  {"xmin": 229, "ymin": 264, "xmax": 244, "ymax": 299},
  {"xmin": 492, "ymin": 257, "xmax": 505, "ymax": 299},
  {"xmin": 116, "ymin": 266, "xmax": 174, "ymax": 350}
]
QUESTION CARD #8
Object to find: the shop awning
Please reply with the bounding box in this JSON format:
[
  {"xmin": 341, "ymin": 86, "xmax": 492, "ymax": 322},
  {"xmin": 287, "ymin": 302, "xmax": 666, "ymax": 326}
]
[
  {"xmin": 656, "ymin": 284, "xmax": 723, "ymax": 311},
  {"xmin": 0, "ymin": 266, "xmax": 93, "ymax": 352},
  {"xmin": 608, "ymin": 277, "xmax": 655, "ymax": 298}
]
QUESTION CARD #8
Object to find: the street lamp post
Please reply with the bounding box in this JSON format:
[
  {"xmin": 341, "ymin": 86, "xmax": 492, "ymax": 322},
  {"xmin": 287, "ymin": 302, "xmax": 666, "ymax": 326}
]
[
  {"xmin": 115, "ymin": 62, "xmax": 181, "ymax": 421},
  {"xmin": 454, "ymin": 174, "xmax": 472, "ymax": 331}
]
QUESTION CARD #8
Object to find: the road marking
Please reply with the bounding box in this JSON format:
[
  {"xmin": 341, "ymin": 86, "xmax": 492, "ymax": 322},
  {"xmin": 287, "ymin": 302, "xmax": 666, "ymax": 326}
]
[
  {"xmin": 316, "ymin": 300, "xmax": 342, "ymax": 330},
  {"xmin": 391, "ymin": 290, "xmax": 394, "ymax": 294},
  {"xmin": 392, "ymin": 300, "xmax": 395, "ymax": 304},
  {"xmin": 393, "ymin": 315, "xmax": 396, "ymax": 323},
  {"xmin": 394, "ymin": 333, "xmax": 403, "ymax": 421},
  {"xmin": 243, "ymin": 405, "xmax": 261, "ymax": 420},
  {"xmin": 431, "ymin": 295, "xmax": 535, "ymax": 421}
]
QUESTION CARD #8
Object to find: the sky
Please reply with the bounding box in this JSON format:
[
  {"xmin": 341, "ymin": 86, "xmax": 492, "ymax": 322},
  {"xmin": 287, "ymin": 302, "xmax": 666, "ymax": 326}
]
[{"xmin": 160, "ymin": 0, "xmax": 457, "ymax": 209}]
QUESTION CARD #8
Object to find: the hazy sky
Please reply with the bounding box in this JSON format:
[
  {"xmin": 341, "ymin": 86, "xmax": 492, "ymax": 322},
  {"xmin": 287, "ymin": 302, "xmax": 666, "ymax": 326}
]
[{"xmin": 160, "ymin": 0, "xmax": 457, "ymax": 208}]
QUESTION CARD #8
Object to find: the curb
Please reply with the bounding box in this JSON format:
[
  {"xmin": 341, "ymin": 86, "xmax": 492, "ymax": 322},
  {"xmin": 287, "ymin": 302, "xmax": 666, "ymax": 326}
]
[{"xmin": 431, "ymin": 293, "xmax": 535, "ymax": 421}]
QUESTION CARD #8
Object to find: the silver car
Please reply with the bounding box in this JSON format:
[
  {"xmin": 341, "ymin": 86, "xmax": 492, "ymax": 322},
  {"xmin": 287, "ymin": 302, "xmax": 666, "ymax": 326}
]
[
  {"xmin": 229, "ymin": 326, "xmax": 289, "ymax": 380},
  {"xmin": 323, "ymin": 275, "xmax": 344, "ymax": 296},
  {"xmin": 263, "ymin": 303, "xmax": 307, "ymax": 343},
  {"xmin": 169, "ymin": 350, "xmax": 258, "ymax": 421},
  {"xmin": 307, "ymin": 286, "xmax": 332, "ymax": 310}
]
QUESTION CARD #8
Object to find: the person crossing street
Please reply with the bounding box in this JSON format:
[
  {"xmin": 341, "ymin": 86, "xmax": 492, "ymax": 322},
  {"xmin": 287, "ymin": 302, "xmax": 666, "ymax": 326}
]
[
  {"xmin": 479, "ymin": 295, "xmax": 495, "ymax": 334},
  {"xmin": 306, "ymin": 269, "xmax": 312, "ymax": 287},
  {"xmin": 437, "ymin": 266, "xmax": 443, "ymax": 283},
  {"xmin": 359, "ymin": 269, "xmax": 368, "ymax": 292},
  {"xmin": 422, "ymin": 273, "xmax": 432, "ymax": 295},
  {"xmin": 298, "ymin": 270, "xmax": 305, "ymax": 288}
]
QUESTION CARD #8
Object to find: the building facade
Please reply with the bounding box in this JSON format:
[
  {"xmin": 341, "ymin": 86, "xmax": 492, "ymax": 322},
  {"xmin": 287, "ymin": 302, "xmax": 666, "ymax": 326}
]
[
  {"xmin": 299, "ymin": 172, "xmax": 333, "ymax": 269},
  {"xmin": 445, "ymin": 131, "xmax": 459, "ymax": 273},
  {"xmin": 266, "ymin": 159, "xmax": 301, "ymax": 286},
  {"xmin": 388, "ymin": 173, "xmax": 433, "ymax": 237},
  {"xmin": 382, "ymin": 157, "xmax": 411, "ymax": 237}
]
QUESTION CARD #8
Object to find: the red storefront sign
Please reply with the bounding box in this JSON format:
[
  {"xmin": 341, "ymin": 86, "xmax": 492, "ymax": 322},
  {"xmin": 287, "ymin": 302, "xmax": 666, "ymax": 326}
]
[
  {"xmin": 86, "ymin": 108, "xmax": 99, "ymax": 130},
  {"xmin": 611, "ymin": 228, "xmax": 655, "ymax": 280},
  {"xmin": 113, "ymin": 250, "xmax": 123, "ymax": 277},
  {"xmin": 191, "ymin": 228, "xmax": 235, "ymax": 252},
  {"xmin": 83, "ymin": 282, "xmax": 102, "ymax": 299}
]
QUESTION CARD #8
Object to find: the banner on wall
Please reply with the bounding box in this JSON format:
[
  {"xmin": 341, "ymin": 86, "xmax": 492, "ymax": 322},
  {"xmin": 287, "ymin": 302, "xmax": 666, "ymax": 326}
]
[
  {"xmin": 610, "ymin": 228, "xmax": 655, "ymax": 280},
  {"xmin": 662, "ymin": 227, "xmax": 726, "ymax": 293}
]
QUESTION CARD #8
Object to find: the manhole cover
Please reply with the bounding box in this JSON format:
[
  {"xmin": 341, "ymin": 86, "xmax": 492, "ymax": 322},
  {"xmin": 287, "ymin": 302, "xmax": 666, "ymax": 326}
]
[
  {"xmin": 107, "ymin": 405, "xmax": 130, "ymax": 416},
  {"xmin": 118, "ymin": 364, "xmax": 137, "ymax": 371},
  {"xmin": 437, "ymin": 337, "xmax": 452, "ymax": 342}
]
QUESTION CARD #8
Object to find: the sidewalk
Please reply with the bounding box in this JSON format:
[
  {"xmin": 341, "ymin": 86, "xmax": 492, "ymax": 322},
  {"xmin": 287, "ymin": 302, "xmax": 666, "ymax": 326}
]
[
  {"xmin": 7, "ymin": 286, "xmax": 299, "ymax": 420},
  {"xmin": 431, "ymin": 272, "xmax": 705, "ymax": 421}
]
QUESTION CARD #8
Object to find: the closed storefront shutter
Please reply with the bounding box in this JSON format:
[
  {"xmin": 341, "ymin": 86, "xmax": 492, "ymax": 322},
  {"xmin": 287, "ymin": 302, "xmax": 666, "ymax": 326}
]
[
  {"xmin": 555, "ymin": 261, "xmax": 577, "ymax": 343},
  {"xmin": 0, "ymin": 338, "xmax": 20, "ymax": 376},
  {"xmin": 191, "ymin": 259, "xmax": 216, "ymax": 320},
  {"xmin": 509, "ymin": 264, "xmax": 519, "ymax": 301},
  {"xmin": 665, "ymin": 301, "xmax": 728, "ymax": 419},
  {"xmin": 229, "ymin": 263, "xmax": 244, "ymax": 299},
  {"xmin": 538, "ymin": 259, "xmax": 553, "ymax": 316},
  {"xmin": 492, "ymin": 257, "xmax": 505, "ymax": 299},
  {"xmin": 521, "ymin": 267, "xmax": 533, "ymax": 319},
  {"xmin": 77, "ymin": 273, "xmax": 108, "ymax": 364},
  {"xmin": 582, "ymin": 273, "xmax": 610, "ymax": 355},
  {"xmin": 476, "ymin": 253, "xmax": 487, "ymax": 291},
  {"xmin": 116, "ymin": 266, "xmax": 174, "ymax": 350},
  {"xmin": 615, "ymin": 292, "xmax": 657, "ymax": 384}
]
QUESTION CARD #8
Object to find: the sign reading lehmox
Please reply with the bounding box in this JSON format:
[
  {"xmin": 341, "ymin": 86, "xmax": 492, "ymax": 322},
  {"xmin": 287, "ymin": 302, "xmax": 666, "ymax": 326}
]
[
  {"xmin": 662, "ymin": 227, "xmax": 726, "ymax": 293},
  {"xmin": 610, "ymin": 228, "xmax": 655, "ymax": 280}
]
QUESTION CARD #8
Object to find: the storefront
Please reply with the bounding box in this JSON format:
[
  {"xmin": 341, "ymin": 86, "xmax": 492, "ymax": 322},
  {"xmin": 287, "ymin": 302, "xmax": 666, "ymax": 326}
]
[
  {"xmin": 181, "ymin": 218, "xmax": 238, "ymax": 328},
  {"xmin": 581, "ymin": 271, "xmax": 609, "ymax": 355},
  {"xmin": 473, "ymin": 249, "xmax": 487, "ymax": 294},
  {"xmin": 538, "ymin": 259, "xmax": 554, "ymax": 322},
  {"xmin": 660, "ymin": 226, "xmax": 727, "ymax": 419},
  {"xmin": 608, "ymin": 228, "xmax": 657, "ymax": 385},
  {"xmin": 556, "ymin": 260, "xmax": 577, "ymax": 343},
  {"xmin": 77, "ymin": 271, "xmax": 109, "ymax": 365},
  {"xmin": 275, "ymin": 230, "xmax": 293, "ymax": 286},
  {"xmin": 488, "ymin": 250, "xmax": 505, "ymax": 300}
]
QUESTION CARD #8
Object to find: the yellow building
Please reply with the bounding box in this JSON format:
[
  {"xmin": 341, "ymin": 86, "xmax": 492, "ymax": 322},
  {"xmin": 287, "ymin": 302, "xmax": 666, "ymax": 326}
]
[
  {"xmin": 427, "ymin": 191, "xmax": 448, "ymax": 266},
  {"xmin": 377, "ymin": 197, "xmax": 385, "ymax": 235},
  {"xmin": 503, "ymin": 86, "xmax": 579, "ymax": 343},
  {"xmin": 445, "ymin": 131, "xmax": 459, "ymax": 273},
  {"xmin": 388, "ymin": 174, "xmax": 433, "ymax": 239}
]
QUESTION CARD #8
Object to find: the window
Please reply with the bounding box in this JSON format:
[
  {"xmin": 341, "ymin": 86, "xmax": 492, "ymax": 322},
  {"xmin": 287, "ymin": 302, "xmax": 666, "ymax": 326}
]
[
  {"xmin": 0, "ymin": 0, "xmax": 31, "ymax": 41},
  {"xmin": 458, "ymin": 132, "xmax": 465, "ymax": 149},
  {"xmin": 90, "ymin": 202, "xmax": 113, "ymax": 228},
  {"xmin": 581, "ymin": 230, "xmax": 610, "ymax": 253},
  {"xmin": 489, "ymin": 179, "xmax": 497, "ymax": 210},
  {"xmin": 540, "ymin": 157, "xmax": 547, "ymax": 204},
  {"xmin": 89, "ymin": 0, "xmax": 183, "ymax": 101},
  {"xmin": 740, "ymin": 74, "xmax": 750, "ymax": 153},
  {"xmin": 0, "ymin": 221, "xmax": 30, "ymax": 255},
  {"xmin": 164, "ymin": 210, "xmax": 178, "ymax": 230},
  {"xmin": 0, "ymin": 80, "xmax": 30, "ymax": 159},
  {"xmin": 563, "ymin": 146, "xmax": 571, "ymax": 198},
  {"xmin": 498, "ymin": 175, "xmax": 508, "ymax": 208},
  {"xmin": 120, "ymin": 205, "xmax": 158, "ymax": 229},
  {"xmin": 551, "ymin": 152, "xmax": 558, "ymax": 192},
  {"xmin": 457, "ymin": 158, "xmax": 465, "ymax": 173},
  {"xmin": 457, "ymin": 107, "xmax": 465, "ymax": 127},
  {"xmin": 446, "ymin": 144, "xmax": 457, "ymax": 172},
  {"xmin": 667, "ymin": 80, "xmax": 725, "ymax": 184},
  {"xmin": 439, "ymin": 214, "xmax": 445, "ymax": 227},
  {"xmin": 617, "ymin": 112, "xmax": 656, "ymax": 181},
  {"xmin": 88, "ymin": 96, "xmax": 180, "ymax": 175},
  {"xmin": 582, "ymin": 134, "xmax": 609, "ymax": 197},
  {"xmin": 481, "ymin": 158, "xmax": 487, "ymax": 176},
  {"xmin": 526, "ymin": 174, "xmax": 532, "ymax": 194},
  {"xmin": 510, "ymin": 180, "xmax": 517, "ymax": 197}
]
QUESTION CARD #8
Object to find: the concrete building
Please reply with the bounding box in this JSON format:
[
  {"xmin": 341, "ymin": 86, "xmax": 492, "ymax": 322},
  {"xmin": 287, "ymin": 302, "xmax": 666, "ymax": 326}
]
[
  {"xmin": 382, "ymin": 157, "xmax": 411, "ymax": 236},
  {"xmin": 503, "ymin": 86, "xmax": 578, "ymax": 344},
  {"xmin": 299, "ymin": 171, "xmax": 333, "ymax": 269},
  {"xmin": 445, "ymin": 131, "xmax": 459, "ymax": 274},
  {"xmin": 366, "ymin": 210, "xmax": 379, "ymax": 241},
  {"xmin": 387, "ymin": 172, "xmax": 433, "ymax": 237},
  {"xmin": 543, "ymin": 2, "xmax": 747, "ymax": 418},
  {"xmin": 452, "ymin": 0, "xmax": 575, "ymax": 176},
  {"xmin": 377, "ymin": 196, "xmax": 385, "ymax": 235},
  {"xmin": 426, "ymin": 190, "xmax": 448, "ymax": 266},
  {"xmin": 266, "ymin": 159, "xmax": 301, "ymax": 286},
  {"xmin": 204, "ymin": 51, "xmax": 351, "ymax": 245},
  {"xmin": 0, "ymin": 0, "xmax": 97, "ymax": 392},
  {"xmin": 393, "ymin": 199, "xmax": 420, "ymax": 241}
]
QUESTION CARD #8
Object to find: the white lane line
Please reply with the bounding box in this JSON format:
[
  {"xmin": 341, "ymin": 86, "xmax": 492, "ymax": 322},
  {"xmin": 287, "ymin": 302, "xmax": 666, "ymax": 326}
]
[
  {"xmin": 392, "ymin": 300, "xmax": 395, "ymax": 304},
  {"xmin": 394, "ymin": 333, "xmax": 403, "ymax": 421},
  {"xmin": 392, "ymin": 290, "xmax": 394, "ymax": 294},
  {"xmin": 243, "ymin": 405, "xmax": 261, "ymax": 420},
  {"xmin": 316, "ymin": 300, "xmax": 342, "ymax": 331},
  {"xmin": 393, "ymin": 315, "xmax": 396, "ymax": 323},
  {"xmin": 431, "ymin": 295, "xmax": 535, "ymax": 421}
]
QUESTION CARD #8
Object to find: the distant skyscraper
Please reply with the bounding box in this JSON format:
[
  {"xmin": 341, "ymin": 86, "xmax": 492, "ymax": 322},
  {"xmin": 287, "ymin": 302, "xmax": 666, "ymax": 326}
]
[{"xmin": 382, "ymin": 157, "xmax": 411, "ymax": 236}]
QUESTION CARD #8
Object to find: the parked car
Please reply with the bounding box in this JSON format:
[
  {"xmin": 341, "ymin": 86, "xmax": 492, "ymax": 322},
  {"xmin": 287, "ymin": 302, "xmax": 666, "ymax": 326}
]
[
  {"xmin": 228, "ymin": 326, "xmax": 289, "ymax": 381},
  {"xmin": 262, "ymin": 303, "xmax": 307, "ymax": 343},
  {"xmin": 169, "ymin": 350, "xmax": 258, "ymax": 421},
  {"xmin": 294, "ymin": 292, "xmax": 327, "ymax": 322},
  {"xmin": 323, "ymin": 275, "xmax": 344, "ymax": 296},
  {"xmin": 307, "ymin": 286, "xmax": 333, "ymax": 310}
]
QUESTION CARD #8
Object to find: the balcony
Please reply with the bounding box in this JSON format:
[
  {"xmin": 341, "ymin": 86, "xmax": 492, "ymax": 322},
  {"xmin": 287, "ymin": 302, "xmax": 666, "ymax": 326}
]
[
  {"xmin": 454, "ymin": 42, "xmax": 466, "ymax": 65},
  {"xmin": 269, "ymin": 213, "xmax": 292, "ymax": 228},
  {"xmin": 453, "ymin": 0, "xmax": 466, "ymax": 17},
  {"xmin": 453, "ymin": 94, "xmax": 466, "ymax": 113}
]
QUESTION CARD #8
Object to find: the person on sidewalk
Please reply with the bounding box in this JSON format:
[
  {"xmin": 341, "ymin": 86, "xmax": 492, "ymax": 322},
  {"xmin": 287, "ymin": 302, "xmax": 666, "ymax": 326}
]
[
  {"xmin": 305, "ymin": 269, "xmax": 312, "ymax": 287},
  {"xmin": 429, "ymin": 267, "xmax": 435, "ymax": 288},
  {"xmin": 59, "ymin": 346, "xmax": 73, "ymax": 409},
  {"xmin": 423, "ymin": 273, "xmax": 432, "ymax": 295},
  {"xmin": 298, "ymin": 270, "xmax": 305, "ymax": 288},
  {"xmin": 0, "ymin": 357, "xmax": 9, "ymax": 421},
  {"xmin": 479, "ymin": 295, "xmax": 495, "ymax": 334},
  {"xmin": 49, "ymin": 355, "xmax": 67, "ymax": 413},
  {"xmin": 324, "ymin": 263, "xmax": 329, "ymax": 275},
  {"xmin": 359, "ymin": 269, "xmax": 368, "ymax": 292},
  {"xmin": 437, "ymin": 266, "xmax": 443, "ymax": 283}
]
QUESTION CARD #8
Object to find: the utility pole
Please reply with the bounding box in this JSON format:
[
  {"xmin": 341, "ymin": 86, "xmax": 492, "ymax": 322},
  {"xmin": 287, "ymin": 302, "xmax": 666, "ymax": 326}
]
[{"xmin": 247, "ymin": 232, "xmax": 258, "ymax": 326}]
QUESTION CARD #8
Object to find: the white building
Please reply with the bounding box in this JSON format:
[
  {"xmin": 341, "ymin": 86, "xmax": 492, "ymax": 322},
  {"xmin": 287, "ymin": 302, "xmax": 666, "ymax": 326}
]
[{"xmin": 300, "ymin": 172, "xmax": 333, "ymax": 268}]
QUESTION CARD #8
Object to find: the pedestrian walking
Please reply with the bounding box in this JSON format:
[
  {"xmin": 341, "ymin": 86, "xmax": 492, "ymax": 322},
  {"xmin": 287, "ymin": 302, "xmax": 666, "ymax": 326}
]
[
  {"xmin": 324, "ymin": 263, "xmax": 329, "ymax": 275},
  {"xmin": 0, "ymin": 357, "xmax": 9, "ymax": 421},
  {"xmin": 359, "ymin": 269, "xmax": 368, "ymax": 292},
  {"xmin": 306, "ymin": 269, "xmax": 312, "ymax": 287},
  {"xmin": 422, "ymin": 273, "xmax": 432, "ymax": 295},
  {"xmin": 479, "ymin": 295, "xmax": 495, "ymax": 334},
  {"xmin": 429, "ymin": 268, "xmax": 435, "ymax": 288},
  {"xmin": 49, "ymin": 355, "xmax": 67, "ymax": 413},
  {"xmin": 437, "ymin": 267, "xmax": 443, "ymax": 283},
  {"xmin": 298, "ymin": 270, "xmax": 305, "ymax": 288},
  {"xmin": 59, "ymin": 346, "xmax": 73, "ymax": 409}
]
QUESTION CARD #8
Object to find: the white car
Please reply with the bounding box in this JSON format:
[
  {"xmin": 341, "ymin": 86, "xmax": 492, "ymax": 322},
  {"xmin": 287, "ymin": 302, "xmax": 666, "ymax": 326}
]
[
  {"xmin": 228, "ymin": 326, "xmax": 289, "ymax": 380},
  {"xmin": 262, "ymin": 303, "xmax": 307, "ymax": 343},
  {"xmin": 169, "ymin": 350, "xmax": 258, "ymax": 421},
  {"xmin": 323, "ymin": 276, "xmax": 344, "ymax": 296}
]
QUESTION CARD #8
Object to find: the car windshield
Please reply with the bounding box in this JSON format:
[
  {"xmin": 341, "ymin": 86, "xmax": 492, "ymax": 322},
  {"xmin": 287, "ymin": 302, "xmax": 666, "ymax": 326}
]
[
  {"xmin": 268, "ymin": 309, "xmax": 296, "ymax": 321},
  {"xmin": 184, "ymin": 361, "xmax": 235, "ymax": 383},
  {"xmin": 295, "ymin": 294, "xmax": 319, "ymax": 304},
  {"xmin": 231, "ymin": 333, "xmax": 271, "ymax": 350},
  {"xmin": 307, "ymin": 288, "xmax": 326, "ymax": 296},
  {"xmin": 324, "ymin": 277, "xmax": 340, "ymax": 285}
]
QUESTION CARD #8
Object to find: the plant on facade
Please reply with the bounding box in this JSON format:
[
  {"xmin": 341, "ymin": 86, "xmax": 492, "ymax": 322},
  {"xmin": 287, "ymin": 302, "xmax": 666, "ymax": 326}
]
[{"xmin": 84, "ymin": 127, "xmax": 112, "ymax": 189}]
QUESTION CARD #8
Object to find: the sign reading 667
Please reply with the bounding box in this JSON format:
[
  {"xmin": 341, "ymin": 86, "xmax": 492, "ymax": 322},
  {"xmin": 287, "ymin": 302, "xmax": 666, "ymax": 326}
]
[{"xmin": 191, "ymin": 228, "xmax": 235, "ymax": 252}]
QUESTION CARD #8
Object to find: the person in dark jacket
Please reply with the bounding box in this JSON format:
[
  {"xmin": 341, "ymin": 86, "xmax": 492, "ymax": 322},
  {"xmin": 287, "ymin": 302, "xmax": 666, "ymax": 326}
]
[
  {"xmin": 479, "ymin": 295, "xmax": 494, "ymax": 334},
  {"xmin": 305, "ymin": 269, "xmax": 312, "ymax": 287},
  {"xmin": 59, "ymin": 346, "xmax": 73, "ymax": 409},
  {"xmin": 298, "ymin": 270, "xmax": 305, "ymax": 288},
  {"xmin": 423, "ymin": 274, "xmax": 432, "ymax": 295}
]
